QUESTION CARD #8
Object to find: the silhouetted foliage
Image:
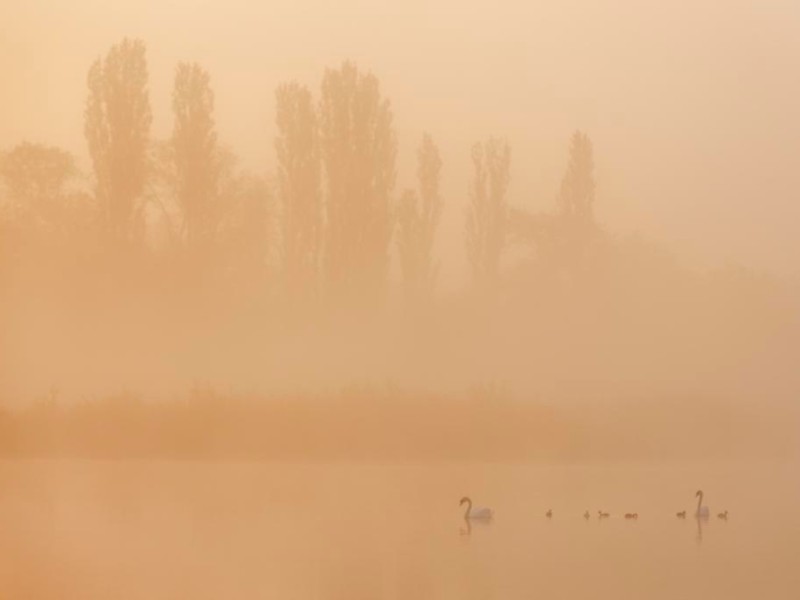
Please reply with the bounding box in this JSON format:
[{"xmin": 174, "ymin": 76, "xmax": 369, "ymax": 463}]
[
  {"xmin": 507, "ymin": 209, "xmax": 563, "ymax": 270},
  {"xmin": 172, "ymin": 62, "xmax": 220, "ymax": 255},
  {"xmin": 275, "ymin": 82, "xmax": 322, "ymax": 301},
  {"xmin": 145, "ymin": 139, "xmax": 182, "ymax": 251},
  {"xmin": 0, "ymin": 143, "xmax": 93, "ymax": 245},
  {"xmin": 558, "ymin": 130, "xmax": 595, "ymax": 223},
  {"xmin": 85, "ymin": 38, "xmax": 152, "ymax": 247},
  {"xmin": 4, "ymin": 41, "xmax": 798, "ymax": 426},
  {"xmin": 214, "ymin": 166, "xmax": 273, "ymax": 289},
  {"xmin": 557, "ymin": 131, "xmax": 598, "ymax": 274},
  {"xmin": 509, "ymin": 131, "xmax": 599, "ymax": 284},
  {"xmin": 466, "ymin": 137, "xmax": 511, "ymax": 286},
  {"xmin": 319, "ymin": 62, "xmax": 397, "ymax": 306},
  {"xmin": 0, "ymin": 143, "xmax": 75, "ymax": 206},
  {"xmin": 396, "ymin": 133, "xmax": 442, "ymax": 305}
]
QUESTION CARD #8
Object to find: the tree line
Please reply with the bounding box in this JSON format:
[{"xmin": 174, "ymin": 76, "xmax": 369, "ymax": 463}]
[{"xmin": 0, "ymin": 37, "xmax": 597, "ymax": 311}]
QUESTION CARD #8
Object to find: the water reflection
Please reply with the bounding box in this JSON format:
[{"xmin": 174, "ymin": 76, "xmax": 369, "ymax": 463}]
[
  {"xmin": 459, "ymin": 517, "xmax": 471, "ymax": 536},
  {"xmin": 459, "ymin": 515, "xmax": 492, "ymax": 538},
  {"xmin": 695, "ymin": 515, "xmax": 707, "ymax": 543},
  {"xmin": 0, "ymin": 460, "xmax": 795, "ymax": 599}
]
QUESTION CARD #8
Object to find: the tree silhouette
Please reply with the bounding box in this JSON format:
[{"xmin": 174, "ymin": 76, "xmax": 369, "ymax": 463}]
[
  {"xmin": 0, "ymin": 144, "xmax": 76, "ymax": 265},
  {"xmin": 396, "ymin": 133, "xmax": 442, "ymax": 305},
  {"xmin": 85, "ymin": 38, "xmax": 152, "ymax": 247},
  {"xmin": 319, "ymin": 61, "xmax": 396, "ymax": 306},
  {"xmin": 0, "ymin": 144, "xmax": 75, "ymax": 204},
  {"xmin": 558, "ymin": 130, "xmax": 595, "ymax": 224},
  {"xmin": 465, "ymin": 137, "xmax": 511, "ymax": 286},
  {"xmin": 172, "ymin": 62, "xmax": 220, "ymax": 255},
  {"xmin": 557, "ymin": 130, "xmax": 597, "ymax": 270},
  {"xmin": 0, "ymin": 143, "xmax": 93, "ymax": 240},
  {"xmin": 213, "ymin": 152, "xmax": 273, "ymax": 289},
  {"xmin": 275, "ymin": 82, "xmax": 321, "ymax": 301}
]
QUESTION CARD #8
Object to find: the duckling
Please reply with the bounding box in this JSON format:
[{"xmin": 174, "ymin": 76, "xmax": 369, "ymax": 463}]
[
  {"xmin": 717, "ymin": 510, "xmax": 728, "ymax": 520},
  {"xmin": 676, "ymin": 510, "xmax": 686, "ymax": 519},
  {"xmin": 598, "ymin": 510, "xmax": 610, "ymax": 519},
  {"xmin": 624, "ymin": 513, "xmax": 639, "ymax": 519},
  {"xmin": 545, "ymin": 509, "xmax": 552, "ymax": 519},
  {"xmin": 583, "ymin": 510, "xmax": 590, "ymax": 520}
]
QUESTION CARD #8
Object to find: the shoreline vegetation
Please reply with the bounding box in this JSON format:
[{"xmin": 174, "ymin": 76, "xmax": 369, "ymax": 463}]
[{"xmin": 0, "ymin": 386, "xmax": 794, "ymax": 462}]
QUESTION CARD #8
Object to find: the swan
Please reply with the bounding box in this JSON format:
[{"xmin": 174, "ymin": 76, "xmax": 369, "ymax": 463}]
[
  {"xmin": 695, "ymin": 490, "xmax": 710, "ymax": 518},
  {"xmin": 460, "ymin": 497, "xmax": 493, "ymax": 520},
  {"xmin": 583, "ymin": 510, "xmax": 590, "ymax": 520},
  {"xmin": 717, "ymin": 510, "xmax": 728, "ymax": 520},
  {"xmin": 676, "ymin": 510, "xmax": 686, "ymax": 519},
  {"xmin": 545, "ymin": 509, "xmax": 552, "ymax": 519}
]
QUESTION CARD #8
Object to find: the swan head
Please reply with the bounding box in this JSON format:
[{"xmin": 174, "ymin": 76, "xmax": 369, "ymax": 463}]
[
  {"xmin": 695, "ymin": 490, "xmax": 703, "ymax": 497},
  {"xmin": 459, "ymin": 496, "xmax": 471, "ymax": 506}
]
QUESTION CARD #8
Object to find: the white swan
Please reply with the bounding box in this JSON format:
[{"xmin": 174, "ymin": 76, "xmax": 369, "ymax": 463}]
[
  {"xmin": 695, "ymin": 490, "xmax": 710, "ymax": 518},
  {"xmin": 460, "ymin": 496, "xmax": 493, "ymax": 520}
]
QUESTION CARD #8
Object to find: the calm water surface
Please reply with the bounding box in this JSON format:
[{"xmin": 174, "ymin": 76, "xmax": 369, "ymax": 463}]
[{"xmin": 1, "ymin": 459, "xmax": 797, "ymax": 599}]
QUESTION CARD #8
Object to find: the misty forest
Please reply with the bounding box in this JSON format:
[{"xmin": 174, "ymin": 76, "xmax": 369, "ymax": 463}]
[{"xmin": 0, "ymin": 37, "xmax": 797, "ymax": 461}]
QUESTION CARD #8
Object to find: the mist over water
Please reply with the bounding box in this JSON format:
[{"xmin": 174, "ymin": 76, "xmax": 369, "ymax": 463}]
[
  {"xmin": 2, "ymin": 460, "xmax": 799, "ymax": 599},
  {"xmin": 1, "ymin": 0, "xmax": 799, "ymax": 597}
]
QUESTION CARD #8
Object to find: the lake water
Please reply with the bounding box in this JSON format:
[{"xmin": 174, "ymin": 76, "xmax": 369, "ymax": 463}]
[{"xmin": 1, "ymin": 459, "xmax": 797, "ymax": 599}]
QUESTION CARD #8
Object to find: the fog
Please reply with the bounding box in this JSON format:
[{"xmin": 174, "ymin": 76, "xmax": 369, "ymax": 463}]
[
  {"xmin": 3, "ymin": 3, "xmax": 800, "ymax": 599},
  {"xmin": 1, "ymin": 0, "xmax": 799, "ymax": 452},
  {"xmin": 5, "ymin": 0, "xmax": 800, "ymax": 277}
]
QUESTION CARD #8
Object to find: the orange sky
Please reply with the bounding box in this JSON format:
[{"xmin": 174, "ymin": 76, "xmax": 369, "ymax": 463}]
[{"xmin": 2, "ymin": 0, "xmax": 799, "ymax": 286}]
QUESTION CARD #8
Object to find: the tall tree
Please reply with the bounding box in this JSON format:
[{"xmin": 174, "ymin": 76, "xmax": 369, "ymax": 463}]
[
  {"xmin": 396, "ymin": 133, "xmax": 442, "ymax": 304},
  {"xmin": 84, "ymin": 38, "xmax": 152, "ymax": 246},
  {"xmin": 319, "ymin": 61, "xmax": 397, "ymax": 305},
  {"xmin": 172, "ymin": 62, "xmax": 219, "ymax": 254},
  {"xmin": 558, "ymin": 130, "xmax": 595, "ymax": 224},
  {"xmin": 556, "ymin": 130, "xmax": 597, "ymax": 271},
  {"xmin": 465, "ymin": 137, "xmax": 511, "ymax": 285},
  {"xmin": 275, "ymin": 82, "xmax": 321, "ymax": 300}
]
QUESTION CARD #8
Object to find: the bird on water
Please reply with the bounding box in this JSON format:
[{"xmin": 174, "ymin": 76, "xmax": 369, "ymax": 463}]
[
  {"xmin": 695, "ymin": 490, "xmax": 710, "ymax": 519},
  {"xmin": 459, "ymin": 497, "xmax": 493, "ymax": 520}
]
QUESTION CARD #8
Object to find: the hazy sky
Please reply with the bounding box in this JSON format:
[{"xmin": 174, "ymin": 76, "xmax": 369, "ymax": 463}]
[{"xmin": 2, "ymin": 0, "xmax": 799, "ymax": 284}]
